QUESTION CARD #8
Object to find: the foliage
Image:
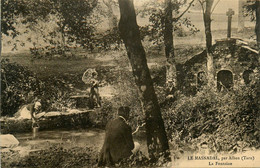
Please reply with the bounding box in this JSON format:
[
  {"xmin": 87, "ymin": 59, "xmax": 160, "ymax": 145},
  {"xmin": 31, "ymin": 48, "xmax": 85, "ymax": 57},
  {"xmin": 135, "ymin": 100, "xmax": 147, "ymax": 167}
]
[
  {"xmin": 90, "ymin": 100, "xmax": 115, "ymax": 128},
  {"xmin": 163, "ymin": 81, "xmax": 260, "ymax": 153},
  {"xmin": 163, "ymin": 87, "xmax": 219, "ymax": 141},
  {"xmin": 94, "ymin": 63, "xmax": 166, "ymax": 130},
  {"xmin": 1, "ymin": 59, "xmax": 41, "ymax": 116},
  {"xmin": 138, "ymin": 0, "xmax": 199, "ymax": 46},
  {"xmin": 244, "ymin": 0, "xmax": 257, "ymax": 21},
  {"xmin": 0, "ymin": 59, "xmax": 73, "ymax": 116},
  {"xmin": 2, "ymin": 146, "xmax": 99, "ymax": 168},
  {"xmin": 50, "ymin": 0, "xmax": 98, "ymax": 47},
  {"xmin": 1, "ymin": 0, "xmax": 54, "ymax": 37},
  {"xmin": 117, "ymin": 151, "xmax": 151, "ymax": 167},
  {"xmin": 93, "ymin": 28, "xmax": 123, "ymax": 51},
  {"xmin": 1, "ymin": 149, "xmax": 21, "ymax": 168},
  {"xmin": 1, "ymin": 0, "xmax": 27, "ymax": 37},
  {"xmin": 107, "ymin": 67, "xmax": 145, "ymax": 129},
  {"xmin": 1, "ymin": 144, "xmax": 172, "ymax": 168},
  {"xmin": 1, "ymin": 117, "xmax": 32, "ymax": 133},
  {"xmin": 30, "ymin": 28, "xmax": 123, "ymax": 59},
  {"xmin": 91, "ymin": 26, "xmax": 151, "ymax": 52},
  {"xmin": 2, "ymin": 0, "xmax": 99, "ymax": 54}
]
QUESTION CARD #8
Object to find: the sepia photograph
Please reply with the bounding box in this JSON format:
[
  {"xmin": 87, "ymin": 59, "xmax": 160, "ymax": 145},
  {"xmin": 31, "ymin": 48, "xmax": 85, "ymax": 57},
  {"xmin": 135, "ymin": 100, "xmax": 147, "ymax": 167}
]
[{"xmin": 1, "ymin": 0, "xmax": 260, "ymax": 167}]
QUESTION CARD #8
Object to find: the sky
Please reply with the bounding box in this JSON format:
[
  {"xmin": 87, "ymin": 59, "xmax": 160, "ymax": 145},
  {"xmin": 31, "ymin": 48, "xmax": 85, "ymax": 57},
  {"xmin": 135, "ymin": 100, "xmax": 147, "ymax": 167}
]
[
  {"xmin": 134, "ymin": 0, "xmax": 239, "ymax": 14},
  {"xmin": 210, "ymin": 0, "xmax": 239, "ymax": 14}
]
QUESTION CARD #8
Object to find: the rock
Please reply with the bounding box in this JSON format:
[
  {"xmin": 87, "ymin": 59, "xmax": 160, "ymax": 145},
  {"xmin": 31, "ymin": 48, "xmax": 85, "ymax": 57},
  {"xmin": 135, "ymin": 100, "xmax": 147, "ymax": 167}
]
[{"xmin": 0, "ymin": 134, "xmax": 19, "ymax": 148}]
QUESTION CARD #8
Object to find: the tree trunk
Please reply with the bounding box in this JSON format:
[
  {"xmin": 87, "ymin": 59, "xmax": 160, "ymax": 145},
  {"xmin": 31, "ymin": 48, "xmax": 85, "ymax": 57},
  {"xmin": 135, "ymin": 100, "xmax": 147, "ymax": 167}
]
[
  {"xmin": 58, "ymin": 0, "xmax": 65, "ymax": 55},
  {"xmin": 204, "ymin": 0, "xmax": 213, "ymax": 50},
  {"xmin": 103, "ymin": 0, "xmax": 118, "ymax": 29},
  {"xmin": 203, "ymin": 0, "xmax": 214, "ymax": 86},
  {"xmin": 60, "ymin": 26, "xmax": 66, "ymax": 55},
  {"xmin": 238, "ymin": 0, "xmax": 245, "ymax": 32},
  {"xmin": 118, "ymin": 0, "xmax": 170, "ymax": 162},
  {"xmin": 256, "ymin": 0, "xmax": 260, "ymax": 53},
  {"xmin": 164, "ymin": 0, "xmax": 177, "ymax": 93}
]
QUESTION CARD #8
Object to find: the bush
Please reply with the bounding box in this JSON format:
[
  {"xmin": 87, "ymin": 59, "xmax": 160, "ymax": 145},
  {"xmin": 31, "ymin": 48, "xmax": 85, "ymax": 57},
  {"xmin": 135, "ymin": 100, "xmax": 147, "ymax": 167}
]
[
  {"xmin": 2, "ymin": 145, "xmax": 170, "ymax": 168},
  {"xmin": 1, "ymin": 59, "xmax": 73, "ymax": 116},
  {"xmin": 150, "ymin": 65, "xmax": 166, "ymax": 86},
  {"xmin": 38, "ymin": 75, "xmax": 74, "ymax": 112},
  {"xmin": 94, "ymin": 28, "xmax": 123, "ymax": 51},
  {"xmin": 89, "ymin": 100, "xmax": 115, "ymax": 128},
  {"xmin": 1, "ymin": 59, "xmax": 41, "ymax": 116},
  {"xmin": 2, "ymin": 145, "xmax": 99, "ymax": 168},
  {"xmin": 163, "ymin": 81, "xmax": 260, "ymax": 153}
]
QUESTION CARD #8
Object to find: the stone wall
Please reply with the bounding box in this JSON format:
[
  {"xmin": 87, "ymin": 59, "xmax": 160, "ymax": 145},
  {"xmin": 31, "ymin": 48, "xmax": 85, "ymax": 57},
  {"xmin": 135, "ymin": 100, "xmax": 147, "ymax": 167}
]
[
  {"xmin": 177, "ymin": 38, "xmax": 259, "ymax": 95},
  {"xmin": 1, "ymin": 109, "xmax": 107, "ymax": 134}
]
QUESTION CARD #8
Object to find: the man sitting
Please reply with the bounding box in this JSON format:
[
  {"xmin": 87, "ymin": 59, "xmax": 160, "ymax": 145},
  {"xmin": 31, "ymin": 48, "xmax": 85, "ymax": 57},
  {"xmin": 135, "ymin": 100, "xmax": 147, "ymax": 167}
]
[{"xmin": 98, "ymin": 106, "xmax": 134, "ymax": 166}]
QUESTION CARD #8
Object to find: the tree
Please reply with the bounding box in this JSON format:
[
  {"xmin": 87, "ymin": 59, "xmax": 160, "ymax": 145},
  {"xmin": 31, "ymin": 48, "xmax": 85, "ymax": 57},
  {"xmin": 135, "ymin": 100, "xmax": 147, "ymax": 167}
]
[
  {"xmin": 257, "ymin": 1, "xmax": 260, "ymax": 53},
  {"xmin": 102, "ymin": 0, "xmax": 118, "ymax": 29},
  {"xmin": 163, "ymin": 0, "xmax": 195, "ymax": 93},
  {"xmin": 139, "ymin": 0, "xmax": 198, "ymax": 91},
  {"xmin": 47, "ymin": 0, "xmax": 98, "ymax": 51},
  {"xmin": 243, "ymin": 0, "xmax": 260, "ymax": 55},
  {"xmin": 254, "ymin": 1, "xmax": 260, "ymax": 53},
  {"xmin": 164, "ymin": 0, "xmax": 175, "ymax": 91},
  {"xmin": 198, "ymin": 0, "xmax": 219, "ymax": 86},
  {"xmin": 1, "ymin": 0, "xmax": 27, "ymax": 37},
  {"xmin": 117, "ymin": 0, "xmax": 170, "ymax": 162},
  {"xmin": 2, "ymin": 0, "xmax": 98, "ymax": 53},
  {"xmin": 238, "ymin": 0, "xmax": 246, "ymax": 32},
  {"xmin": 138, "ymin": 0, "xmax": 198, "ymax": 94},
  {"xmin": 1, "ymin": 0, "xmax": 53, "ymax": 51}
]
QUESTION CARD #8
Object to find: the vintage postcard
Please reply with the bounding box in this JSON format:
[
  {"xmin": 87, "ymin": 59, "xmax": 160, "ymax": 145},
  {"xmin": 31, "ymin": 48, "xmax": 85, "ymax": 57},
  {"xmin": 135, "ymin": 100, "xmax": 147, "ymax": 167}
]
[{"xmin": 1, "ymin": 0, "xmax": 259, "ymax": 167}]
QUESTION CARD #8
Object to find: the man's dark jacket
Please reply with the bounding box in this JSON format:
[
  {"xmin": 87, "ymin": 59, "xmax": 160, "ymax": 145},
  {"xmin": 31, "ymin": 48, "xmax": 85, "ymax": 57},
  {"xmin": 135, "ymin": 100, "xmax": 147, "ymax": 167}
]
[{"xmin": 98, "ymin": 117, "xmax": 134, "ymax": 166}]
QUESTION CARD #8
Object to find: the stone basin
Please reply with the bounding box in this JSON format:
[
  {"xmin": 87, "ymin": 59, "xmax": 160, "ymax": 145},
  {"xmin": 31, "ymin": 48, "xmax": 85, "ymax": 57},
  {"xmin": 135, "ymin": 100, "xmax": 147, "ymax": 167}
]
[{"xmin": 1, "ymin": 109, "xmax": 104, "ymax": 134}]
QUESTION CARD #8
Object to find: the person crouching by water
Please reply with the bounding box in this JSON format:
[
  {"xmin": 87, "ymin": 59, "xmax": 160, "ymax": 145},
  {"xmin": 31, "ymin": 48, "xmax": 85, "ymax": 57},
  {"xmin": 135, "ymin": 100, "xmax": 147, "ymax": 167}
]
[
  {"xmin": 15, "ymin": 100, "xmax": 42, "ymax": 128},
  {"xmin": 98, "ymin": 106, "xmax": 135, "ymax": 167}
]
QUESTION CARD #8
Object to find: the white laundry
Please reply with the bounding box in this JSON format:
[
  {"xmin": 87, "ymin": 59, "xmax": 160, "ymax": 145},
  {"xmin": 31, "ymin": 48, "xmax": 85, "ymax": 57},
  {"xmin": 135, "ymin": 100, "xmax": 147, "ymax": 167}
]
[{"xmin": 18, "ymin": 106, "xmax": 32, "ymax": 119}]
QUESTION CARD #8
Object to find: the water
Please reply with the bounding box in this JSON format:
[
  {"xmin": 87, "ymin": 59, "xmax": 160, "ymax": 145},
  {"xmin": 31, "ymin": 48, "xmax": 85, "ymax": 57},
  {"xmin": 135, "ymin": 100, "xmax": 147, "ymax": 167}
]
[
  {"xmin": 13, "ymin": 129, "xmax": 105, "ymax": 155},
  {"xmin": 13, "ymin": 128, "xmax": 148, "ymax": 156}
]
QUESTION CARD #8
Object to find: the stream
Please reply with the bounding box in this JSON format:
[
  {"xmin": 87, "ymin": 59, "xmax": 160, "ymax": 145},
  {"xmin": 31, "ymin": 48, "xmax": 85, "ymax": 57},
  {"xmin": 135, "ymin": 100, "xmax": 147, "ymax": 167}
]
[{"xmin": 12, "ymin": 128, "xmax": 148, "ymax": 157}]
